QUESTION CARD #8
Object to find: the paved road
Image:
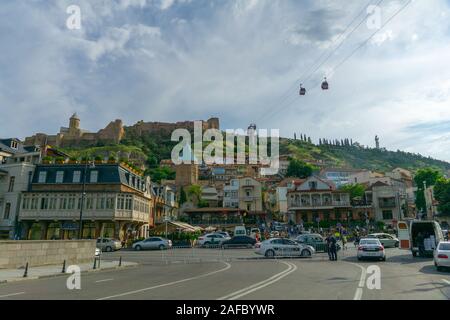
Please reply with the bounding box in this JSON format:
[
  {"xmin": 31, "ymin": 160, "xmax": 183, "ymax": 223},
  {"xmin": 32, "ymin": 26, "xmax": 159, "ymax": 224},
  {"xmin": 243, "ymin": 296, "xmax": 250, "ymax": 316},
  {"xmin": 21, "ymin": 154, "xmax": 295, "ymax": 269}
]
[{"xmin": 0, "ymin": 247, "xmax": 449, "ymax": 300}]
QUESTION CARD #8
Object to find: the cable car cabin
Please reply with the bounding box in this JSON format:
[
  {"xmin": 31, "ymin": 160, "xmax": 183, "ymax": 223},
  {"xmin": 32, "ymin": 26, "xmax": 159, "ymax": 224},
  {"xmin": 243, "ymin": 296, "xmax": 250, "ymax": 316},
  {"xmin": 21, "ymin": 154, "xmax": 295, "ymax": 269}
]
[
  {"xmin": 321, "ymin": 78, "xmax": 329, "ymax": 90},
  {"xmin": 299, "ymin": 86, "xmax": 306, "ymax": 96}
]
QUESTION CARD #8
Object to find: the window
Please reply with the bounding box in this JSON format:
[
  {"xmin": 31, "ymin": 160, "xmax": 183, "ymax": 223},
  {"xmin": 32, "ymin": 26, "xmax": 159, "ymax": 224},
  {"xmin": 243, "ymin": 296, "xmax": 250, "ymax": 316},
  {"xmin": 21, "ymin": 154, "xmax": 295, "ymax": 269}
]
[
  {"xmin": 106, "ymin": 197, "xmax": 115, "ymax": 210},
  {"xmin": 40, "ymin": 197, "xmax": 49, "ymax": 210},
  {"xmin": 4, "ymin": 203, "xmax": 11, "ymax": 219},
  {"xmin": 38, "ymin": 171, "xmax": 47, "ymax": 183},
  {"xmin": 8, "ymin": 176, "xmax": 15, "ymax": 192},
  {"xmin": 60, "ymin": 197, "xmax": 67, "ymax": 210},
  {"xmin": 56, "ymin": 171, "xmax": 64, "ymax": 183},
  {"xmin": 309, "ymin": 181, "xmax": 317, "ymax": 190},
  {"xmin": 68, "ymin": 196, "xmax": 76, "ymax": 210},
  {"xmin": 90, "ymin": 171, "xmax": 98, "ymax": 183},
  {"xmin": 73, "ymin": 171, "xmax": 81, "ymax": 183},
  {"xmin": 382, "ymin": 210, "xmax": 393, "ymax": 220}
]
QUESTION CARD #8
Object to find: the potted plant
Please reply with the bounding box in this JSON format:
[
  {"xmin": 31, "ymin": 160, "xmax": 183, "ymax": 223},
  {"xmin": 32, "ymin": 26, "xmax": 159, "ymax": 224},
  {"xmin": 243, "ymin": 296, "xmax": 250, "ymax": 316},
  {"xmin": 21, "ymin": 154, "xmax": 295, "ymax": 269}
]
[
  {"xmin": 94, "ymin": 155, "xmax": 103, "ymax": 164},
  {"xmin": 42, "ymin": 156, "xmax": 52, "ymax": 164},
  {"xmin": 108, "ymin": 155, "xmax": 117, "ymax": 164},
  {"xmin": 55, "ymin": 157, "xmax": 65, "ymax": 164},
  {"xmin": 68, "ymin": 156, "xmax": 78, "ymax": 164}
]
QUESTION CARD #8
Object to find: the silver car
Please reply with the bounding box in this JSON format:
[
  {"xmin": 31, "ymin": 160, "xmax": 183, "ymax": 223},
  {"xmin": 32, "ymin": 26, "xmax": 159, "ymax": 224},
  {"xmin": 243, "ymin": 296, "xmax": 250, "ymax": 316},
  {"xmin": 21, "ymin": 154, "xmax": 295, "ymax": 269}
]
[
  {"xmin": 133, "ymin": 237, "xmax": 172, "ymax": 251},
  {"xmin": 434, "ymin": 241, "xmax": 450, "ymax": 271},
  {"xmin": 357, "ymin": 238, "xmax": 386, "ymax": 261},
  {"xmin": 255, "ymin": 238, "xmax": 315, "ymax": 258},
  {"xmin": 367, "ymin": 233, "xmax": 399, "ymax": 248},
  {"xmin": 96, "ymin": 238, "xmax": 122, "ymax": 252}
]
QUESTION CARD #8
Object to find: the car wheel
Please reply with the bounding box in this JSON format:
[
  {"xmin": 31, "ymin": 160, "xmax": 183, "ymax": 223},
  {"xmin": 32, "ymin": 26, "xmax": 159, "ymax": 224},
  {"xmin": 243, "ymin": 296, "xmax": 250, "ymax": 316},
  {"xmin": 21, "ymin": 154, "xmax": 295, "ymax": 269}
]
[
  {"xmin": 106, "ymin": 246, "xmax": 112, "ymax": 252},
  {"xmin": 159, "ymin": 244, "xmax": 165, "ymax": 250},
  {"xmin": 204, "ymin": 242, "xmax": 211, "ymax": 247},
  {"xmin": 357, "ymin": 257, "xmax": 362, "ymax": 261},
  {"xmin": 412, "ymin": 251, "xmax": 417, "ymax": 257},
  {"xmin": 301, "ymin": 249, "xmax": 312, "ymax": 257},
  {"xmin": 436, "ymin": 265, "xmax": 443, "ymax": 272},
  {"xmin": 135, "ymin": 245, "xmax": 142, "ymax": 251},
  {"xmin": 265, "ymin": 250, "xmax": 275, "ymax": 258},
  {"xmin": 381, "ymin": 257, "xmax": 386, "ymax": 261},
  {"xmin": 395, "ymin": 242, "xmax": 399, "ymax": 248}
]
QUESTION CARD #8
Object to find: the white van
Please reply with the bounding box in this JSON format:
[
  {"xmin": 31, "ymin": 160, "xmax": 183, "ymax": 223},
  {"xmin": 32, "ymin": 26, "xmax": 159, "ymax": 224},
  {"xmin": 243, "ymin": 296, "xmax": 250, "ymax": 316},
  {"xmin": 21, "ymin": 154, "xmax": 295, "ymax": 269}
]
[
  {"xmin": 234, "ymin": 225, "xmax": 247, "ymax": 237},
  {"xmin": 397, "ymin": 220, "xmax": 444, "ymax": 257}
]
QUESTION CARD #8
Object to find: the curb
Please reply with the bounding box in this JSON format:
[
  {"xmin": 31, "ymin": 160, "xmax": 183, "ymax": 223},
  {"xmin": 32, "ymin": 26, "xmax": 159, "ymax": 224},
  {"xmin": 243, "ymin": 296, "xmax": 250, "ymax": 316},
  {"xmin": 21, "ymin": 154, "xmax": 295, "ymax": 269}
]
[{"xmin": 0, "ymin": 263, "xmax": 139, "ymax": 284}]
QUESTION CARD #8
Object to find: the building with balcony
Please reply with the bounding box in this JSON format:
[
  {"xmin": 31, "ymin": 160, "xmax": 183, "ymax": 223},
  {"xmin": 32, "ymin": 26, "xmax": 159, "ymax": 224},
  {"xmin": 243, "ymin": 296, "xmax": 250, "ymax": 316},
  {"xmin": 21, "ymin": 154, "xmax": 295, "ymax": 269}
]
[
  {"xmin": 223, "ymin": 179, "xmax": 239, "ymax": 208},
  {"xmin": 18, "ymin": 163, "xmax": 152, "ymax": 241},
  {"xmin": 152, "ymin": 183, "xmax": 178, "ymax": 225},
  {"xmin": 287, "ymin": 176, "xmax": 352, "ymax": 223}
]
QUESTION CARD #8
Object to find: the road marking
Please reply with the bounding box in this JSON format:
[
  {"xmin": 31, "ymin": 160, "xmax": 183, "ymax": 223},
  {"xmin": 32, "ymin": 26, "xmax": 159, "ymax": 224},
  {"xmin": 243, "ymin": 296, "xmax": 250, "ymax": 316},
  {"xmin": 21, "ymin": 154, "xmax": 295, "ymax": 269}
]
[
  {"xmin": 97, "ymin": 261, "xmax": 231, "ymax": 300},
  {"xmin": 0, "ymin": 292, "xmax": 25, "ymax": 298},
  {"xmin": 344, "ymin": 262, "xmax": 366, "ymax": 300},
  {"xmin": 95, "ymin": 279, "xmax": 114, "ymax": 283},
  {"xmin": 442, "ymin": 279, "xmax": 450, "ymax": 285},
  {"xmin": 217, "ymin": 261, "xmax": 297, "ymax": 300}
]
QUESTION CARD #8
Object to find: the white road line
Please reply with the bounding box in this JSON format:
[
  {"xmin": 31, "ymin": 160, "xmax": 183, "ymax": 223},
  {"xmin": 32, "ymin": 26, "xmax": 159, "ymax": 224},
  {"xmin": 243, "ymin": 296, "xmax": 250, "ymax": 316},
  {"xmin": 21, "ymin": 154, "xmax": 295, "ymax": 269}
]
[
  {"xmin": 442, "ymin": 279, "xmax": 450, "ymax": 285},
  {"xmin": 0, "ymin": 292, "xmax": 25, "ymax": 298},
  {"xmin": 218, "ymin": 261, "xmax": 297, "ymax": 300},
  {"xmin": 344, "ymin": 262, "xmax": 367, "ymax": 300},
  {"xmin": 95, "ymin": 279, "xmax": 114, "ymax": 283},
  {"xmin": 97, "ymin": 261, "xmax": 231, "ymax": 300}
]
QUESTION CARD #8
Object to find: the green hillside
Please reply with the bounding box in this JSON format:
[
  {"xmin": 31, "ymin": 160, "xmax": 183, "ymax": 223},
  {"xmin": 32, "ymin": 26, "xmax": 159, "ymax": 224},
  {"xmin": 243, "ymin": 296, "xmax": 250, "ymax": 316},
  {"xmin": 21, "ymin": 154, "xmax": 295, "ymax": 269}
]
[
  {"xmin": 58, "ymin": 130, "xmax": 450, "ymax": 175},
  {"xmin": 281, "ymin": 138, "xmax": 450, "ymax": 173}
]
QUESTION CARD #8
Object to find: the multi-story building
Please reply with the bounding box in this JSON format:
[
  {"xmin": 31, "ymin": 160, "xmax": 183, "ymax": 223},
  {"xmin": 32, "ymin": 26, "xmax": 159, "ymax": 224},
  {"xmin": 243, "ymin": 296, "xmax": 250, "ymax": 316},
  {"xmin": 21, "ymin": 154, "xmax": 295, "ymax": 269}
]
[
  {"xmin": 18, "ymin": 163, "xmax": 152, "ymax": 241},
  {"xmin": 238, "ymin": 177, "xmax": 263, "ymax": 213},
  {"xmin": 0, "ymin": 138, "xmax": 41, "ymax": 164},
  {"xmin": 287, "ymin": 176, "xmax": 352, "ymax": 224},
  {"xmin": 320, "ymin": 167, "xmax": 367, "ymax": 188},
  {"xmin": 364, "ymin": 181, "xmax": 407, "ymax": 226},
  {"xmin": 152, "ymin": 183, "xmax": 178, "ymax": 225},
  {"xmin": 223, "ymin": 179, "xmax": 239, "ymax": 208},
  {"xmin": 0, "ymin": 163, "xmax": 35, "ymax": 239}
]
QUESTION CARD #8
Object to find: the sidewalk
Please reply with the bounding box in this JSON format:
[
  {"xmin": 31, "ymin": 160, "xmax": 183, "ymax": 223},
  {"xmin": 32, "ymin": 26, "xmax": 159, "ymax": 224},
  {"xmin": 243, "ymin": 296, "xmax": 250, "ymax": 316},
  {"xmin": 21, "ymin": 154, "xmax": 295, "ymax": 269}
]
[{"xmin": 0, "ymin": 260, "xmax": 138, "ymax": 283}]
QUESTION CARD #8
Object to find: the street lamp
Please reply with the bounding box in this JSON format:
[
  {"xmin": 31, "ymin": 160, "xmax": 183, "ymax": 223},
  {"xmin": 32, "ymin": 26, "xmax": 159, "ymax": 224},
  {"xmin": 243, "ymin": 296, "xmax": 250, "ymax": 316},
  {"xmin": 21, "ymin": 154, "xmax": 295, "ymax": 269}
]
[{"xmin": 78, "ymin": 158, "xmax": 95, "ymax": 239}]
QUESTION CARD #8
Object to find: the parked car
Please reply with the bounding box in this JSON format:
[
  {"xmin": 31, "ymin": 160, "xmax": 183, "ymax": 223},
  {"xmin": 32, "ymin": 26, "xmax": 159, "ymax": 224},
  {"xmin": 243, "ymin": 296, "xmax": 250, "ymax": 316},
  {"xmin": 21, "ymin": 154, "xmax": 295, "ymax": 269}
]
[
  {"xmin": 96, "ymin": 238, "xmax": 122, "ymax": 252},
  {"xmin": 295, "ymin": 233, "xmax": 341, "ymax": 252},
  {"xmin": 197, "ymin": 233, "xmax": 228, "ymax": 247},
  {"xmin": 357, "ymin": 238, "xmax": 386, "ymax": 261},
  {"xmin": 222, "ymin": 236, "xmax": 257, "ymax": 249},
  {"xmin": 256, "ymin": 238, "xmax": 315, "ymax": 258},
  {"xmin": 367, "ymin": 233, "xmax": 399, "ymax": 248},
  {"xmin": 214, "ymin": 231, "xmax": 231, "ymax": 239},
  {"xmin": 249, "ymin": 228, "xmax": 260, "ymax": 239},
  {"xmin": 132, "ymin": 237, "xmax": 172, "ymax": 251},
  {"xmin": 433, "ymin": 241, "xmax": 450, "ymax": 271}
]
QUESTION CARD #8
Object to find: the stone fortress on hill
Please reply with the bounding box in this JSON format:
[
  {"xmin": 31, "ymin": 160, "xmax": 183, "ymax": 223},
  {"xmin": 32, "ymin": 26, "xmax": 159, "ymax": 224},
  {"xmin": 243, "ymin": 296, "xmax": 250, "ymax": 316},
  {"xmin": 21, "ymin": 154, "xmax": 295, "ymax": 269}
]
[{"xmin": 24, "ymin": 113, "xmax": 220, "ymax": 148}]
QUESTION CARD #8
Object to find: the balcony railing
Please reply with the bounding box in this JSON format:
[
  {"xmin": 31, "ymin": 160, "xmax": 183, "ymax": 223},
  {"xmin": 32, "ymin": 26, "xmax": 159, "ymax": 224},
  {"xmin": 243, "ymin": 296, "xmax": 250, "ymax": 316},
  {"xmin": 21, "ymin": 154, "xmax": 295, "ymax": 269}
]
[{"xmin": 289, "ymin": 201, "xmax": 351, "ymax": 208}]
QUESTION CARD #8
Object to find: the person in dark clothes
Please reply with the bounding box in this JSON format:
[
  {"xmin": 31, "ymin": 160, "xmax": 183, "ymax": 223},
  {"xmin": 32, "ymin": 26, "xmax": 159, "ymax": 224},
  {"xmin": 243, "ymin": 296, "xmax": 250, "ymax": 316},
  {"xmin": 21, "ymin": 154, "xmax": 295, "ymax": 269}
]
[
  {"xmin": 329, "ymin": 235, "xmax": 338, "ymax": 261},
  {"xmin": 325, "ymin": 233, "xmax": 333, "ymax": 260}
]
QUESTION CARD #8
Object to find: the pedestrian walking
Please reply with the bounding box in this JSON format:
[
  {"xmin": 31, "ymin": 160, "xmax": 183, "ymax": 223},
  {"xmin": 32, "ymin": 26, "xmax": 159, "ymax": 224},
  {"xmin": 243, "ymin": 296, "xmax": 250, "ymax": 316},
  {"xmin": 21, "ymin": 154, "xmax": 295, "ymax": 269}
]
[{"xmin": 342, "ymin": 234, "xmax": 347, "ymax": 250}]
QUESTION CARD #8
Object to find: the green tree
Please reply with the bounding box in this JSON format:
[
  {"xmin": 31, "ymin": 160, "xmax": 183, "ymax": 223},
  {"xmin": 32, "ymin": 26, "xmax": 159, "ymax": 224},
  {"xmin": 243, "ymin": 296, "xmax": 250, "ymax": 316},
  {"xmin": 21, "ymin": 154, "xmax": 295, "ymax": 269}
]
[
  {"xmin": 286, "ymin": 159, "xmax": 313, "ymax": 178},
  {"xmin": 187, "ymin": 184, "xmax": 202, "ymax": 204},
  {"xmin": 434, "ymin": 178, "xmax": 450, "ymax": 216},
  {"xmin": 339, "ymin": 183, "xmax": 365, "ymax": 200},
  {"xmin": 414, "ymin": 168, "xmax": 443, "ymax": 213},
  {"xmin": 149, "ymin": 166, "xmax": 175, "ymax": 183},
  {"xmin": 179, "ymin": 187, "xmax": 187, "ymax": 205}
]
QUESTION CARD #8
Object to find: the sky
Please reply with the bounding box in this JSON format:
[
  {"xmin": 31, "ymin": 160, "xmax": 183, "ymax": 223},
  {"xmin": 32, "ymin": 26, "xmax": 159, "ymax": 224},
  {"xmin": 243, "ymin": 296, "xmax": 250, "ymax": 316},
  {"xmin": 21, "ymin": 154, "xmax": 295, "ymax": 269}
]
[{"xmin": 1, "ymin": 0, "xmax": 450, "ymax": 161}]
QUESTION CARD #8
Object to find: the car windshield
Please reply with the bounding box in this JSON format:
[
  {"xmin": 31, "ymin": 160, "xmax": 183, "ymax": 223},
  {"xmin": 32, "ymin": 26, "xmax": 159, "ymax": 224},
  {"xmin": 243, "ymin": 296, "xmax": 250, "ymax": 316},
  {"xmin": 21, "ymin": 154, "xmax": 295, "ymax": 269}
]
[
  {"xmin": 439, "ymin": 243, "xmax": 450, "ymax": 250},
  {"xmin": 360, "ymin": 239, "xmax": 380, "ymax": 245}
]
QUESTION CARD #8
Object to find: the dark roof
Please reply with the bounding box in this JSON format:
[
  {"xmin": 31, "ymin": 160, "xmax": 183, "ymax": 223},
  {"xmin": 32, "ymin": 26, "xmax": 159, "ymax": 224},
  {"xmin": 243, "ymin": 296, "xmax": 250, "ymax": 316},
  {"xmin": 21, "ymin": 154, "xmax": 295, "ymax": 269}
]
[
  {"xmin": 0, "ymin": 138, "xmax": 31, "ymax": 155},
  {"xmin": 31, "ymin": 164, "xmax": 147, "ymax": 191}
]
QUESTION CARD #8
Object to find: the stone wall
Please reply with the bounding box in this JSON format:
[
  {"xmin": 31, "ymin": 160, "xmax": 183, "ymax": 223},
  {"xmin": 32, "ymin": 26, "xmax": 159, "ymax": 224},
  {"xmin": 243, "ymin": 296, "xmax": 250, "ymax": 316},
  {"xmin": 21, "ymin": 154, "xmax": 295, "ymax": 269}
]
[{"xmin": 0, "ymin": 240, "xmax": 96, "ymax": 269}]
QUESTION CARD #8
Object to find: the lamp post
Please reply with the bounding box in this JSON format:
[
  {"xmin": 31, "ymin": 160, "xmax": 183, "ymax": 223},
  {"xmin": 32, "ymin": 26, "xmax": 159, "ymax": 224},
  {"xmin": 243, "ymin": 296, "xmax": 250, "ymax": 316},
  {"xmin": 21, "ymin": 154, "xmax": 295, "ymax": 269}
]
[{"xmin": 78, "ymin": 158, "xmax": 95, "ymax": 239}]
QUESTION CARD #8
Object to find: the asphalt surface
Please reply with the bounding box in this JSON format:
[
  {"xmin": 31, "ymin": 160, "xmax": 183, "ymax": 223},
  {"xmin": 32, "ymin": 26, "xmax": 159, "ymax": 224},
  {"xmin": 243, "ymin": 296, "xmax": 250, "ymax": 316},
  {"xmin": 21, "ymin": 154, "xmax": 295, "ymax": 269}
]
[{"xmin": 0, "ymin": 246, "xmax": 449, "ymax": 300}]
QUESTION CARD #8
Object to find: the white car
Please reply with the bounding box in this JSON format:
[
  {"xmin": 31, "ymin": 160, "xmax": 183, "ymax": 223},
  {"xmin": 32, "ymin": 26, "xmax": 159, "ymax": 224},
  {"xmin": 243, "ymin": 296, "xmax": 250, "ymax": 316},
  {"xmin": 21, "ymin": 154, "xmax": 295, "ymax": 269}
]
[
  {"xmin": 132, "ymin": 237, "xmax": 172, "ymax": 251},
  {"xmin": 197, "ymin": 233, "xmax": 229, "ymax": 247},
  {"xmin": 255, "ymin": 238, "xmax": 315, "ymax": 258},
  {"xmin": 357, "ymin": 238, "xmax": 386, "ymax": 261},
  {"xmin": 434, "ymin": 241, "xmax": 450, "ymax": 271}
]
